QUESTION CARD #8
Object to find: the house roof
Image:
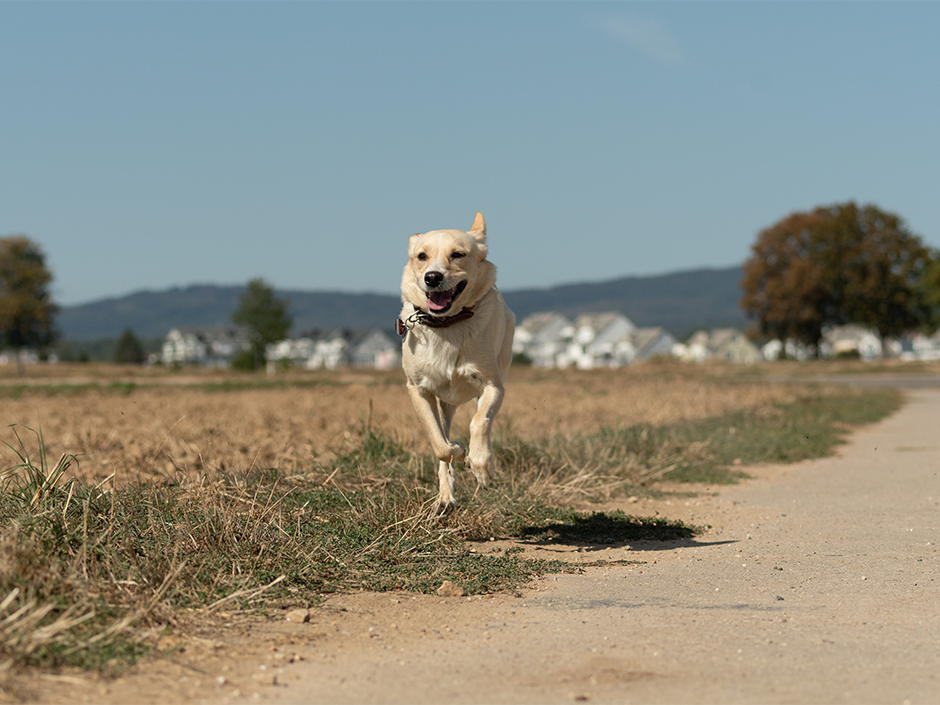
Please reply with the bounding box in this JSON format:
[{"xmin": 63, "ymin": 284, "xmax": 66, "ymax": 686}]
[
  {"xmin": 573, "ymin": 312, "xmax": 626, "ymax": 333},
  {"xmin": 631, "ymin": 327, "xmax": 674, "ymax": 351},
  {"xmin": 519, "ymin": 312, "xmax": 558, "ymax": 332}
]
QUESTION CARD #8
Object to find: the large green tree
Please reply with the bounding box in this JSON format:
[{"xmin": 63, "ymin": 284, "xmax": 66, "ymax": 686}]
[
  {"xmin": 0, "ymin": 236, "xmax": 57, "ymax": 374},
  {"xmin": 741, "ymin": 202, "xmax": 936, "ymax": 356},
  {"xmin": 231, "ymin": 278, "xmax": 292, "ymax": 369}
]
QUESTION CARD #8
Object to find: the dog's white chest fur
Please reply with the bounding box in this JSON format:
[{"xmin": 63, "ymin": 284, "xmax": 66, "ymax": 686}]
[{"xmin": 404, "ymin": 325, "xmax": 482, "ymax": 406}]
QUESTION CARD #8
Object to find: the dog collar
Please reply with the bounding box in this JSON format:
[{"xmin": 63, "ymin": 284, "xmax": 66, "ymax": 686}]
[{"xmin": 397, "ymin": 306, "xmax": 475, "ymax": 337}]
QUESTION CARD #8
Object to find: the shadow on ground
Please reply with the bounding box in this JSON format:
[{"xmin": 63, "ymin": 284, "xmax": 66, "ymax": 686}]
[{"xmin": 512, "ymin": 510, "xmax": 733, "ymax": 552}]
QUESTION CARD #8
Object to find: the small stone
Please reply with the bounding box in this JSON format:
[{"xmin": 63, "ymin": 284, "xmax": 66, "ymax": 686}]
[
  {"xmin": 286, "ymin": 609, "xmax": 310, "ymax": 624},
  {"xmin": 437, "ymin": 580, "xmax": 465, "ymax": 597}
]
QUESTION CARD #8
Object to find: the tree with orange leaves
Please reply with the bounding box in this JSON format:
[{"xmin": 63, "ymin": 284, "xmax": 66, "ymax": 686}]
[{"xmin": 741, "ymin": 202, "xmax": 936, "ymax": 357}]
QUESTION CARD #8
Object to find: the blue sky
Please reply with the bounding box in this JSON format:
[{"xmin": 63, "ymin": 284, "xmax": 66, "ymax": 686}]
[{"xmin": 2, "ymin": 1, "xmax": 938, "ymax": 306}]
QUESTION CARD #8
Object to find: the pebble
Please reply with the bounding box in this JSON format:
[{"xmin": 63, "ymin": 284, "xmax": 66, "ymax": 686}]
[{"xmin": 286, "ymin": 609, "xmax": 310, "ymax": 623}]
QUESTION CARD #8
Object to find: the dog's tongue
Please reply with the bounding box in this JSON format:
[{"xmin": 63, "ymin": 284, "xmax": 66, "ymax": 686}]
[{"xmin": 427, "ymin": 290, "xmax": 453, "ymax": 311}]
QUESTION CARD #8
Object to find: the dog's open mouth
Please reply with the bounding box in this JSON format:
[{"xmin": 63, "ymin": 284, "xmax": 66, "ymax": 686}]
[{"xmin": 426, "ymin": 281, "xmax": 467, "ymax": 314}]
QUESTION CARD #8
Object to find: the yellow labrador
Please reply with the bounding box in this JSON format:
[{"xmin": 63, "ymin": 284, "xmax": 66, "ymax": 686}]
[{"xmin": 398, "ymin": 212, "xmax": 515, "ymax": 513}]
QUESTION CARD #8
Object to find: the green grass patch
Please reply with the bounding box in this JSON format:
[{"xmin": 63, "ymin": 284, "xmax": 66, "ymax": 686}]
[{"xmin": 660, "ymin": 387, "xmax": 901, "ymax": 483}]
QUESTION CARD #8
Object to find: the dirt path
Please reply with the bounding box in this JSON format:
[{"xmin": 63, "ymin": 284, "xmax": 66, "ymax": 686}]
[{"xmin": 32, "ymin": 389, "xmax": 940, "ymax": 705}]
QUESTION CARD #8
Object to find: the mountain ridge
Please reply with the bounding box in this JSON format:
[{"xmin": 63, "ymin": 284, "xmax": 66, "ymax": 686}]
[{"xmin": 57, "ymin": 266, "xmax": 748, "ymax": 340}]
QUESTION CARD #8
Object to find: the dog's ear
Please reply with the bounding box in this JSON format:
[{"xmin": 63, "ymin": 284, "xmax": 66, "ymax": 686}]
[
  {"xmin": 407, "ymin": 233, "xmax": 422, "ymax": 258},
  {"xmin": 469, "ymin": 212, "xmax": 487, "ymax": 259},
  {"xmin": 469, "ymin": 212, "xmax": 486, "ymax": 239}
]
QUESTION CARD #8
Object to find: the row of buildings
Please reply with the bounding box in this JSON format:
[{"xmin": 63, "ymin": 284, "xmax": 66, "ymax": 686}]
[
  {"xmin": 159, "ymin": 326, "xmax": 402, "ymax": 370},
  {"xmin": 156, "ymin": 310, "xmax": 940, "ymax": 370}
]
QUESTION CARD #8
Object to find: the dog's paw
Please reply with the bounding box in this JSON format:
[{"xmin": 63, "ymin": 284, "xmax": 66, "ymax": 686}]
[
  {"xmin": 435, "ymin": 500, "xmax": 457, "ymax": 517},
  {"xmin": 469, "ymin": 465, "xmax": 492, "ymax": 488}
]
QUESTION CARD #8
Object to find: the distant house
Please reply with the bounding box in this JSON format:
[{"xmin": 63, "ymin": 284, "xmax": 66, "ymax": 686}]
[
  {"xmin": 514, "ymin": 312, "xmax": 682, "ymax": 368},
  {"xmin": 558, "ymin": 312, "xmax": 637, "ymax": 369},
  {"xmin": 514, "ymin": 312, "xmax": 571, "ymax": 367},
  {"xmin": 821, "ymin": 325, "xmax": 903, "ymax": 360},
  {"xmin": 673, "ymin": 330, "xmax": 710, "ymax": 363},
  {"xmin": 161, "ymin": 327, "xmax": 251, "ymax": 366},
  {"xmin": 267, "ymin": 337, "xmax": 317, "ymax": 367},
  {"xmin": 349, "ymin": 328, "xmax": 401, "ymax": 369},
  {"xmin": 710, "ymin": 328, "xmax": 763, "ymax": 364},
  {"xmin": 674, "ymin": 328, "xmax": 762, "ymax": 365},
  {"xmin": 900, "ymin": 330, "xmax": 940, "ymax": 361},
  {"xmin": 267, "ymin": 327, "xmax": 401, "ymax": 370},
  {"xmin": 631, "ymin": 327, "xmax": 679, "ymax": 361},
  {"xmin": 761, "ymin": 338, "xmax": 815, "ymax": 362}
]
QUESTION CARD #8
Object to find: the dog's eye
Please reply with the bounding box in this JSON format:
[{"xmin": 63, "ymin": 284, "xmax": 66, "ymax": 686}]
[
  {"xmin": 451, "ymin": 251, "xmax": 466, "ymax": 260},
  {"xmin": 416, "ymin": 252, "xmax": 428, "ymax": 261}
]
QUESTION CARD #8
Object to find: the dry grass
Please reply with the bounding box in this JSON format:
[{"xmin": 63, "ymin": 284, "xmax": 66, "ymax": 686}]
[{"xmin": 0, "ymin": 363, "xmax": 805, "ymax": 486}]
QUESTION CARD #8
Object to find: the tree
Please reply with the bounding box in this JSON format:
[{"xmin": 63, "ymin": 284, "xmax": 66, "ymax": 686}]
[
  {"xmin": 231, "ymin": 278, "xmax": 292, "ymax": 369},
  {"xmin": 0, "ymin": 236, "xmax": 57, "ymax": 374},
  {"xmin": 741, "ymin": 202, "xmax": 936, "ymax": 356},
  {"xmin": 114, "ymin": 328, "xmax": 146, "ymax": 364},
  {"xmin": 842, "ymin": 205, "xmax": 935, "ymax": 348},
  {"xmin": 917, "ymin": 253, "xmax": 940, "ymax": 333},
  {"xmin": 740, "ymin": 209, "xmax": 837, "ymax": 354}
]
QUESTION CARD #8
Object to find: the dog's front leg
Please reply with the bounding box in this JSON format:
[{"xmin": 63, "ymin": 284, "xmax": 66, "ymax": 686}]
[
  {"xmin": 405, "ymin": 381, "xmax": 466, "ymax": 464},
  {"xmin": 468, "ymin": 381, "xmax": 504, "ymax": 487}
]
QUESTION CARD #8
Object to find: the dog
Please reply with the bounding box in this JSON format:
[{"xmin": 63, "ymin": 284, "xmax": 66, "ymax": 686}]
[{"xmin": 398, "ymin": 212, "xmax": 515, "ymax": 514}]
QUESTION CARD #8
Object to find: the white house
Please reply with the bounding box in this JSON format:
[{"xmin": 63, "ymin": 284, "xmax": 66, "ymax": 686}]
[
  {"xmin": 266, "ymin": 327, "xmax": 401, "ymax": 370},
  {"xmin": 822, "ymin": 325, "xmax": 904, "ymax": 360},
  {"xmin": 900, "ymin": 330, "xmax": 940, "ymax": 361},
  {"xmin": 348, "ymin": 328, "xmax": 400, "ymax": 369},
  {"xmin": 161, "ymin": 327, "xmax": 251, "ymax": 367},
  {"xmin": 631, "ymin": 327, "xmax": 679, "ymax": 361},
  {"xmin": 674, "ymin": 329, "xmax": 763, "ymax": 365},
  {"xmin": 514, "ymin": 312, "xmax": 572, "ymax": 367},
  {"xmin": 761, "ymin": 338, "xmax": 815, "ymax": 361},
  {"xmin": 558, "ymin": 312, "xmax": 637, "ymax": 369}
]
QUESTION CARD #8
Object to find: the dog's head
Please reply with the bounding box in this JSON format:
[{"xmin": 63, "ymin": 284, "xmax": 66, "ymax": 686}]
[{"xmin": 401, "ymin": 212, "xmax": 497, "ymax": 316}]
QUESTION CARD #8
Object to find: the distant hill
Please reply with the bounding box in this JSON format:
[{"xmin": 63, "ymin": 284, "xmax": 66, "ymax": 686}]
[
  {"xmin": 57, "ymin": 266, "xmax": 748, "ymax": 341},
  {"xmin": 56, "ymin": 285, "xmax": 404, "ymax": 339}
]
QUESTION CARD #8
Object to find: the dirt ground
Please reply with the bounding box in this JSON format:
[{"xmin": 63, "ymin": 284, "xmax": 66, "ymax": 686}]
[{"xmin": 16, "ymin": 385, "xmax": 940, "ymax": 704}]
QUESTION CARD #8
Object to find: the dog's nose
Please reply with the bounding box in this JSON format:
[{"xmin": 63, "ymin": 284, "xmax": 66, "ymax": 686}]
[{"xmin": 424, "ymin": 271, "xmax": 444, "ymax": 288}]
